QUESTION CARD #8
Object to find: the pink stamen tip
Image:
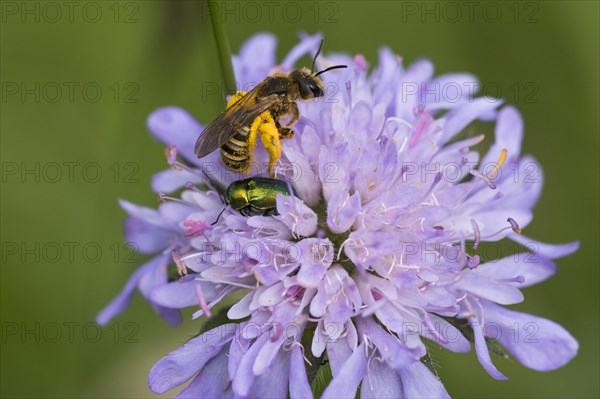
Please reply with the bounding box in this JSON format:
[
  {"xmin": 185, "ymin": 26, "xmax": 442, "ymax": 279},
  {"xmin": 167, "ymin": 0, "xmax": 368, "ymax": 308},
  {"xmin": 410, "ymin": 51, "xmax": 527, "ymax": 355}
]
[
  {"xmin": 372, "ymin": 290, "xmax": 383, "ymax": 301},
  {"xmin": 286, "ymin": 285, "xmax": 305, "ymax": 300},
  {"xmin": 409, "ymin": 109, "xmax": 433, "ymax": 148},
  {"xmin": 183, "ymin": 219, "xmax": 211, "ymax": 237},
  {"xmin": 467, "ymin": 255, "xmax": 480, "ymax": 269},
  {"xmin": 346, "ymin": 81, "xmax": 352, "ymax": 105},
  {"xmin": 158, "ymin": 193, "xmax": 167, "ymax": 202},
  {"xmin": 413, "ymin": 104, "xmax": 426, "ymax": 117},
  {"xmin": 471, "ymin": 219, "xmax": 481, "ymax": 250},
  {"xmin": 354, "ymin": 54, "xmax": 367, "ymax": 70},
  {"xmin": 195, "ymin": 284, "xmax": 212, "ymax": 318},
  {"xmin": 272, "ymin": 323, "xmax": 283, "ymax": 342},
  {"xmin": 507, "ymin": 217, "xmax": 522, "ymax": 234},
  {"xmin": 286, "ymin": 285, "xmax": 299, "ymax": 298},
  {"xmin": 172, "ymin": 249, "xmax": 188, "ymax": 276}
]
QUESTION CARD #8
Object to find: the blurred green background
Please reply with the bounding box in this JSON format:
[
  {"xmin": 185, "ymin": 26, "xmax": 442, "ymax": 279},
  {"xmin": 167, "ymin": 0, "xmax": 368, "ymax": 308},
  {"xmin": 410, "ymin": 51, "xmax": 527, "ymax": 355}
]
[{"xmin": 1, "ymin": 1, "xmax": 598, "ymax": 398}]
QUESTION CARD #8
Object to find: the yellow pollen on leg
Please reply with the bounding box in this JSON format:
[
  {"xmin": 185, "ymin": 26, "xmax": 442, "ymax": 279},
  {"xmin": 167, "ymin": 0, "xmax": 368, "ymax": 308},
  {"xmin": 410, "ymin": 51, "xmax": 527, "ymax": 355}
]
[
  {"xmin": 246, "ymin": 114, "xmax": 264, "ymax": 171},
  {"xmin": 257, "ymin": 113, "xmax": 282, "ymax": 178},
  {"xmin": 226, "ymin": 91, "xmax": 247, "ymax": 108}
]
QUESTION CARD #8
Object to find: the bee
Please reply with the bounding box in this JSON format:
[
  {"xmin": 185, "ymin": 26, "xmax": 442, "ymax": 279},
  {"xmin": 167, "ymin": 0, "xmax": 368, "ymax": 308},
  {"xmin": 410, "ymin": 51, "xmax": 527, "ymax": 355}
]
[{"xmin": 194, "ymin": 40, "xmax": 347, "ymax": 177}]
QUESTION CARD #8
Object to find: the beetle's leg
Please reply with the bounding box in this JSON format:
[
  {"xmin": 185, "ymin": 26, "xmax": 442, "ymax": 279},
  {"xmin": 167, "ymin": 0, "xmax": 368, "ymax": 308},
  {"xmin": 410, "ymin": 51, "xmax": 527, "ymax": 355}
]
[
  {"xmin": 263, "ymin": 208, "xmax": 279, "ymax": 216},
  {"xmin": 211, "ymin": 207, "xmax": 226, "ymax": 225}
]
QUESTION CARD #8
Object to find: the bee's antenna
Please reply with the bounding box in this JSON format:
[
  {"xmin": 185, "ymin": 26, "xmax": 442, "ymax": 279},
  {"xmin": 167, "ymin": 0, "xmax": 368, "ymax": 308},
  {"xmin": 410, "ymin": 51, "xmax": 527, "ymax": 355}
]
[
  {"xmin": 311, "ymin": 39, "xmax": 325, "ymax": 73},
  {"xmin": 315, "ymin": 64, "xmax": 348, "ymax": 77}
]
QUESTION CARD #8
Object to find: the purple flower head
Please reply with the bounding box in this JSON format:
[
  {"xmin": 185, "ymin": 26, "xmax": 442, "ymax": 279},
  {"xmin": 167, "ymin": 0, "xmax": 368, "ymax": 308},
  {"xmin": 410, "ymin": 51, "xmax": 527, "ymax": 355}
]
[{"xmin": 98, "ymin": 33, "xmax": 579, "ymax": 398}]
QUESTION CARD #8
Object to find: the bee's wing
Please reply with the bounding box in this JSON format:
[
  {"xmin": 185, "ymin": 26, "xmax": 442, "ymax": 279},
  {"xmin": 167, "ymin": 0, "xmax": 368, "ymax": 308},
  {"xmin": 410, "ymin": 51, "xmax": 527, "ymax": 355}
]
[{"xmin": 194, "ymin": 91, "xmax": 282, "ymax": 158}]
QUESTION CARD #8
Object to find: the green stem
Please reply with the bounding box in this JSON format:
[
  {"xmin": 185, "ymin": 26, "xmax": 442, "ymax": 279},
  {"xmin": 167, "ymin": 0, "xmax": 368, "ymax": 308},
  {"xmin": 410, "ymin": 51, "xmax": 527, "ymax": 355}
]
[{"xmin": 208, "ymin": 0, "xmax": 237, "ymax": 101}]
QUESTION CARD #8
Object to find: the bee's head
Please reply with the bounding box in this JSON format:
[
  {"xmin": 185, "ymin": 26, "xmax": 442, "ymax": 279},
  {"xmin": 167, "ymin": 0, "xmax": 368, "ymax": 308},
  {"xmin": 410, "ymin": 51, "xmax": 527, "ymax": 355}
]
[
  {"xmin": 292, "ymin": 39, "xmax": 348, "ymax": 100},
  {"xmin": 291, "ymin": 68, "xmax": 325, "ymax": 100}
]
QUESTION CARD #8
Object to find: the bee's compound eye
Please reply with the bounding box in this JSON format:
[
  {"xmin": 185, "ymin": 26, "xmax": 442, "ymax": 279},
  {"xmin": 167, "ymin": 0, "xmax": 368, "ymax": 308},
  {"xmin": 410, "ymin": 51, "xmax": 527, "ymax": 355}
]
[{"xmin": 309, "ymin": 84, "xmax": 323, "ymax": 97}]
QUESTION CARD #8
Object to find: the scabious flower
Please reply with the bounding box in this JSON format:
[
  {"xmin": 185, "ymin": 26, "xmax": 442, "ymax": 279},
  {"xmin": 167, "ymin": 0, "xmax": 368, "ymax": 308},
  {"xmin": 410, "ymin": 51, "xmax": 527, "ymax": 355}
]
[{"xmin": 98, "ymin": 32, "xmax": 579, "ymax": 398}]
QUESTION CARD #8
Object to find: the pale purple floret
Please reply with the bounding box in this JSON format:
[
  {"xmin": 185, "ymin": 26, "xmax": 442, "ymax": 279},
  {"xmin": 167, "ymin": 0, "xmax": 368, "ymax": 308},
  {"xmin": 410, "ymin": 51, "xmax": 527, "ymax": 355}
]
[{"xmin": 98, "ymin": 32, "xmax": 579, "ymax": 398}]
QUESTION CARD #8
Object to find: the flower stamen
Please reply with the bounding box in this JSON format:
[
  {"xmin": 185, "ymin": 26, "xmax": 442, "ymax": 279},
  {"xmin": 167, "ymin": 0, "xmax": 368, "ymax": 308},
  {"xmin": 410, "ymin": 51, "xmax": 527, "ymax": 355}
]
[
  {"xmin": 184, "ymin": 181, "xmax": 204, "ymax": 193},
  {"xmin": 165, "ymin": 146, "xmax": 198, "ymax": 175},
  {"xmin": 183, "ymin": 219, "xmax": 211, "ymax": 237},
  {"xmin": 195, "ymin": 283, "xmax": 212, "ymax": 317},
  {"xmin": 172, "ymin": 249, "xmax": 188, "ymax": 276},
  {"xmin": 194, "ymin": 277, "xmax": 255, "ymax": 289},
  {"xmin": 467, "ymin": 254, "xmax": 480, "ymax": 269},
  {"xmin": 420, "ymin": 172, "xmax": 443, "ymax": 202},
  {"xmin": 345, "ymin": 81, "xmax": 352, "ymax": 106},
  {"xmin": 471, "ymin": 219, "xmax": 481, "ymax": 250},
  {"xmin": 488, "ymin": 148, "xmax": 507, "ymax": 179},
  {"xmin": 507, "ymin": 217, "xmax": 522, "ymax": 234},
  {"xmin": 158, "ymin": 193, "xmax": 197, "ymax": 207},
  {"xmin": 165, "ymin": 146, "xmax": 181, "ymax": 170},
  {"xmin": 471, "ymin": 169, "xmax": 497, "ymax": 190},
  {"xmin": 420, "ymin": 310, "xmax": 448, "ymax": 343}
]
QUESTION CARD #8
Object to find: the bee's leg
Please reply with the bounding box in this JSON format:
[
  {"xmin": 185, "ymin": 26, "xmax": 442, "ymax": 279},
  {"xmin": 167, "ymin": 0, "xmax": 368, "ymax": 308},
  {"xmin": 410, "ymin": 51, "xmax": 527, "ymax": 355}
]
[
  {"xmin": 238, "ymin": 115, "xmax": 265, "ymax": 174},
  {"xmin": 258, "ymin": 117, "xmax": 282, "ymax": 178},
  {"xmin": 278, "ymin": 102, "xmax": 299, "ymax": 139},
  {"xmin": 276, "ymin": 124, "xmax": 294, "ymax": 140},
  {"xmin": 272, "ymin": 102, "xmax": 300, "ymax": 140}
]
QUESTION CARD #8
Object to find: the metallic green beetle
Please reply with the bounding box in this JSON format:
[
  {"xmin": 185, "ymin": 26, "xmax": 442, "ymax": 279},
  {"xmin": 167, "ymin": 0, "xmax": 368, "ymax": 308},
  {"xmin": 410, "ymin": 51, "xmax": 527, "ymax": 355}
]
[{"xmin": 224, "ymin": 177, "xmax": 291, "ymax": 216}]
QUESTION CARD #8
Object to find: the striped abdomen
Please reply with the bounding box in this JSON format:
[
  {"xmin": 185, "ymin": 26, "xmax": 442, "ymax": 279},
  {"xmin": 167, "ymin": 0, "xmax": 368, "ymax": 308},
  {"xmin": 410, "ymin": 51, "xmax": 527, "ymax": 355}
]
[{"xmin": 220, "ymin": 126, "xmax": 251, "ymax": 173}]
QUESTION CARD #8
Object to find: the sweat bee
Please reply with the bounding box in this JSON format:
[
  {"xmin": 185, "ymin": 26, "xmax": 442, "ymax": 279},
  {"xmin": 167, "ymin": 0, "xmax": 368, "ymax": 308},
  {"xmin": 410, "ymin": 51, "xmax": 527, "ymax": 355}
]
[{"xmin": 194, "ymin": 40, "xmax": 347, "ymax": 177}]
